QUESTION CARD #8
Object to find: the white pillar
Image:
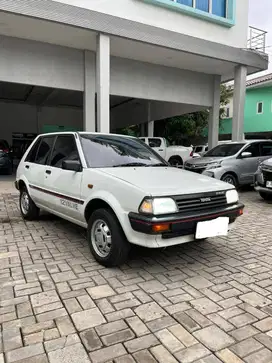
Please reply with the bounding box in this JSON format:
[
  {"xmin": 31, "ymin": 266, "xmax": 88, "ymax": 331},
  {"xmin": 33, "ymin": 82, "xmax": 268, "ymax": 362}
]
[
  {"xmin": 147, "ymin": 121, "xmax": 154, "ymax": 137},
  {"xmin": 232, "ymin": 65, "xmax": 247, "ymax": 141},
  {"xmin": 208, "ymin": 75, "xmax": 221, "ymax": 150},
  {"xmin": 147, "ymin": 101, "xmax": 154, "ymax": 137},
  {"xmin": 96, "ymin": 34, "xmax": 110, "ymax": 133},
  {"xmin": 84, "ymin": 51, "xmax": 96, "ymax": 132}
]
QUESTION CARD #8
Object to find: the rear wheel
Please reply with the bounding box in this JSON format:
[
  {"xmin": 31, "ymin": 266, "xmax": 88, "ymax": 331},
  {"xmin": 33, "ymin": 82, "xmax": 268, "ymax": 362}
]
[
  {"xmin": 221, "ymin": 173, "xmax": 238, "ymax": 188},
  {"xmin": 87, "ymin": 208, "xmax": 130, "ymax": 267},
  {"xmin": 260, "ymin": 192, "xmax": 272, "ymax": 201},
  {"xmin": 169, "ymin": 156, "xmax": 183, "ymax": 168},
  {"xmin": 19, "ymin": 187, "xmax": 40, "ymax": 220}
]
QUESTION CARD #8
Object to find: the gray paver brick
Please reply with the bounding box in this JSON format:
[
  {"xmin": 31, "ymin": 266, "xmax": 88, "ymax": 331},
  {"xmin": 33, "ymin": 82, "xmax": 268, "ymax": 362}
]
[
  {"xmin": 124, "ymin": 334, "xmax": 159, "ymax": 353},
  {"xmin": 80, "ymin": 328, "xmax": 103, "ymax": 351},
  {"xmin": 193, "ymin": 325, "xmax": 234, "ymax": 351},
  {"xmin": 133, "ymin": 349, "xmax": 157, "ymax": 363},
  {"xmin": 175, "ymin": 343, "xmax": 210, "ymax": 363},
  {"xmin": 155, "ymin": 328, "xmax": 185, "ymax": 353},
  {"xmin": 134, "ymin": 302, "xmax": 168, "ymax": 322},
  {"xmin": 30, "ymin": 290, "xmax": 60, "ymax": 308},
  {"xmin": 245, "ymin": 348, "xmax": 272, "ymax": 363},
  {"xmin": 151, "ymin": 345, "xmax": 179, "ymax": 363},
  {"xmin": 89, "ymin": 343, "xmax": 126, "ymax": 363},
  {"xmin": 101, "ymin": 328, "xmax": 134, "ymax": 346},
  {"xmin": 6, "ymin": 343, "xmax": 44, "ymax": 363},
  {"xmin": 72, "ymin": 308, "xmax": 106, "ymax": 331},
  {"xmin": 48, "ymin": 343, "xmax": 90, "ymax": 363},
  {"xmin": 230, "ymin": 337, "xmax": 263, "ymax": 358},
  {"xmin": 126, "ymin": 316, "xmax": 150, "ymax": 337}
]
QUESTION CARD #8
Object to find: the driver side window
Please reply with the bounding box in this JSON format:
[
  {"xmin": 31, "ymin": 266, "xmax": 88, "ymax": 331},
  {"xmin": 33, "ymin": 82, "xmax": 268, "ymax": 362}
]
[
  {"xmin": 242, "ymin": 143, "xmax": 260, "ymax": 158},
  {"xmin": 50, "ymin": 135, "xmax": 80, "ymax": 169}
]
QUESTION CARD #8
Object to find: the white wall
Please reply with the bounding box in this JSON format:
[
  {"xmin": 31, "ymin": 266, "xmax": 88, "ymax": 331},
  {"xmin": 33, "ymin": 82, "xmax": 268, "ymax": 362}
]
[
  {"xmin": 53, "ymin": 0, "xmax": 249, "ymax": 48},
  {"xmin": 0, "ymin": 101, "xmax": 83, "ymax": 144},
  {"xmin": 111, "ymin": 57, "xmax": 214, "ymax": 106},
  {"xmin": 0, "ymin": 36, "xmax": 84, "ymax": 90}
]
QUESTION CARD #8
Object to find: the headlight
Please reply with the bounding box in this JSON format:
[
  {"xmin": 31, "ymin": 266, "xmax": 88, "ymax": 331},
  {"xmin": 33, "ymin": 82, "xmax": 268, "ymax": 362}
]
[
  {"xmin": 206, "ymin": 162, "xmax": 222, "ymax": 170},
  {"xmin": 139, "ymin": 198, "xmax": 178, "ymax": 215},
  {"xmin": 226, "ymin": 189, "xmax": 238, "ymax": 204}
]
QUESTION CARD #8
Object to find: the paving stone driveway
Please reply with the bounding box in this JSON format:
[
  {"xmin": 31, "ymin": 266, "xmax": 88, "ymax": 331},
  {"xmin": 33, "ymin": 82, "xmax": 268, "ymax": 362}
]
[{"xmin": 0, "ymin": 190, "xmax": 272, "ymax": 363}]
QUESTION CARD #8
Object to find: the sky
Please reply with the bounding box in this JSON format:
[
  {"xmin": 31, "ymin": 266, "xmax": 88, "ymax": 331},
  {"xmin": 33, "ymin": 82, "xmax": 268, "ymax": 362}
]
[{"xmin": 249, "ymin": 0, "xmax": 272, "ymax": 73}]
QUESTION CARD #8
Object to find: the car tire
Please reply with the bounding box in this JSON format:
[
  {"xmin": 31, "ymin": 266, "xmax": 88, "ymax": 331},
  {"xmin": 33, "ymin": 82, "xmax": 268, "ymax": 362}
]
[
  {"xmin": 87, "ymin": 208, "xmax": 131, "ymax": 267},
  {"xmin": 19, "ymin": 187, "xmax": 40, "ymax": 220},
  {"xmin": 221, "ymin": 173, "xmax": 238, "ymax": 188},
  {"xmin": 260, "ymin": 192, "xmax": 272, "ymax": 201},
  {"xmin": 169, "ymin": 156, "xmax": 183, "ymax": 168}
]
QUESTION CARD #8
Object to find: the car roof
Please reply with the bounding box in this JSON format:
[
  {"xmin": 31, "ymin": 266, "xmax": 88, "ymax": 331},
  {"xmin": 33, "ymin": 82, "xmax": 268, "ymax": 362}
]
[{"xmin": 37, "ymin": 132, "xmax": 136, "ymax": 139}]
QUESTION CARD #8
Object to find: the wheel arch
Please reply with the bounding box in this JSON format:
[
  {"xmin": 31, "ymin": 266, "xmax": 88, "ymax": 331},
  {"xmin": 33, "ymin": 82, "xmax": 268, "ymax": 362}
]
[{"xmin": 221, "ymin": 171, "xmax": 239, "ymax": 185}]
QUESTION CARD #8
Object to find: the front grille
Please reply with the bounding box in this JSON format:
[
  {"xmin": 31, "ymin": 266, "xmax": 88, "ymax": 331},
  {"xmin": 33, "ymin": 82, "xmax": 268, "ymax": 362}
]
[
  {"xmin": 263, "ymin": 169, "xmax": 272, "ymax": 183},
  {"xmin": 173, "ymin": 191, "xmax": 227, "ymax": 214},
  {"xmin": 184, "ymin": 164, "xmax": 207, "ymax": 174}
]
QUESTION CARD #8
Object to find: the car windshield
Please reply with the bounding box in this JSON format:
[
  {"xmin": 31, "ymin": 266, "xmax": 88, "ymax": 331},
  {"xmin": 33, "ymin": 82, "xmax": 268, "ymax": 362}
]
[
  {"xmin": 80, "ymin": 134, "xmax": 167, "ymax": 168},
  {"xmin": 204, "ymin": 143, "xmax": 245, "ymax": 157}
]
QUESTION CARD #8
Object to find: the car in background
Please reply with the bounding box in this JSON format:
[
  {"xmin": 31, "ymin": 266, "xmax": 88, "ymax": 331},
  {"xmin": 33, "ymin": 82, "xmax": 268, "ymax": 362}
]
[
  {"xmin": 0, "ymin": 151, "xmax": 13, "ymax": 175},
  {"xmin": 254, "ymin": 158, "xmax": 272, "ymax": 201},
  {"xmin": 0, "ymin": 139, "xmax": 11, "ymax": 154},
  {"xmin": 193, "ymin": 144, "xmax": 208, "ymax": 156},
  {"xmin": 140, "ymin": 137, "xmax": 193, "ymax": 167},
  {"xmin": 184, "ymin": 140, "xmax": 272, "ymax": 187}
]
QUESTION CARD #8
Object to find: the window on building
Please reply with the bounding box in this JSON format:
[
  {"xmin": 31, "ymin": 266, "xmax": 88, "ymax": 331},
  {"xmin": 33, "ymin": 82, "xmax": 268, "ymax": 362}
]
[
  {"xmin": 171, "ymin": 0, "xmax": 227, "ymax": 17},
  {"xmin": 195, "ymin": 0, "xmax": 209, "ymax": 12},
  {"xmin": 257, "ymin": 102, "xmax": 263, "ymax": 114},
  {"xmin": 212, "ymin": 0, "xmax": 226, "ymax": 17}
]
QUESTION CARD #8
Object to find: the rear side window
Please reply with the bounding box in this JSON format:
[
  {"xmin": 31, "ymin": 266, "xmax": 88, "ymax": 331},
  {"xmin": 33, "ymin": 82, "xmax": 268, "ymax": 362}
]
[
  {"xmin": 35, "ymin": 137, "xmax": 55, "ymax": 165},
  {"xmin": 260, "ymin": 142, "xmax": 272, "ymax": 156},
  {"xmin": 50, "ymin": 135, "xmax": 80, "ymax": 168},
  {"xmin": 25, "ymin": 139, "xmax": 41, "ymax": 163},
  {"xmin": 148, "ymin": 138, "xmax": 161, "ymax": 147}
]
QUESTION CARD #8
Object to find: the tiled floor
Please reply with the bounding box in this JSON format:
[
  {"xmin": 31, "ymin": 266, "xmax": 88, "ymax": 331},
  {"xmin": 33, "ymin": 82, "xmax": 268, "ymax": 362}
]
[{"xmin": 0, "ymin": 189, "xmax": 272, "ymax": 363}]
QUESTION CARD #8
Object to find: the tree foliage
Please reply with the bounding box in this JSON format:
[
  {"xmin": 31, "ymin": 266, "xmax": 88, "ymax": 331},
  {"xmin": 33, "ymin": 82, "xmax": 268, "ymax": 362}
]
[{"xmin": 117, "ymin": 84, "xmax": 232, "ymax": 145}]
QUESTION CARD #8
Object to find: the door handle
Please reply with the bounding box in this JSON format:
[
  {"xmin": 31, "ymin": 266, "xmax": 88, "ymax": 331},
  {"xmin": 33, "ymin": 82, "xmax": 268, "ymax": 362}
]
[
  {"xmin": 25, "ymin": 165, "xmax": 29, "ymax": 169},
  {"xmin": 45, "ymin": 170, "xmax": 51, "ymax": 175},
  {"xmin": 158, "ymin": 149, "xmax": 163, "ymax": 151}
]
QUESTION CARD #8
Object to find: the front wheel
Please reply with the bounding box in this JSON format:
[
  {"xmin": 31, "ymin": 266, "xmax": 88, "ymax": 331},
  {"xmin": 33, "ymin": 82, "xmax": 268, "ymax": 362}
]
[
  {"xmin": 221, "ymin": 173, "xmax": 238, "ymax": 188},
  {"xmin": 260, "ymin": 192, "xmax": 272, "ymax": 201},
  {"xmin": 19, "ymin": 187, "xmax": 40, "ymax": 220},
  {"xmin": 87, "ymin": 209, "xmax": 130, "ymax": 267}
]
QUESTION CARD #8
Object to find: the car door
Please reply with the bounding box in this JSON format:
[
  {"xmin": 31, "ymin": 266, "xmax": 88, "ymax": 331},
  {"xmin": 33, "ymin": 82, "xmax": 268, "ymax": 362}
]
[
  {"xmin": 237, "ymin": 142, "xmax": 261, "ymax": 184},
  {"xmin": 43, "ymin": 134, "xmax": 83, "ymax": 221},
  {"xmin": 24, "ymin": 136, "xmax": 55, "ymax": 206}
]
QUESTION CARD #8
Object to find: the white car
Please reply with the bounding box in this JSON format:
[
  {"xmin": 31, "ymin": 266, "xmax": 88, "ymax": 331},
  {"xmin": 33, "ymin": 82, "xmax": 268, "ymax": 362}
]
[
  {"xmin": 140, "ymin": 137, "xmax": 193, "ymax": 167},
  {"xmin": 15, "ymin": 132, "xmax": 244, "ymax": 267}
]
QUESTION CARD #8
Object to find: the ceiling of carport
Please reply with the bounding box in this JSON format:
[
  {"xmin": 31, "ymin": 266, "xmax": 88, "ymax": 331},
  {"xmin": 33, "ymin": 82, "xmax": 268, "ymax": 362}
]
[{"xmin": 0, "ymin": 81, "xmax": 133, "ymax": 109}]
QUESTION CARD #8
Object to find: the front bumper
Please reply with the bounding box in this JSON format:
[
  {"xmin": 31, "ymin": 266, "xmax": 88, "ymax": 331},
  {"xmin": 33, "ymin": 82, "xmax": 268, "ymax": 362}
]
[
  {"xmin": 129, "ymin": 203, "xmax": 244, "ymax": 239},
  {"xmin": 254, "ymin": 170, "xmax": 272, "ymax": 194}
]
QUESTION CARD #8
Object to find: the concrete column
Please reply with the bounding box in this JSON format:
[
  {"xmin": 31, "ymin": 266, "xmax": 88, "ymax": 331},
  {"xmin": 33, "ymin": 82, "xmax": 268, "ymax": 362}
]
[
  {"xmin": 140, "ymin": 123, "xmax": 146, "ymax": 137},
  {"xmin": 147, "ymin": 101, "xmax": 154, "ymax": 137},
  {"xmin": 83, "ymin": 51, "xmax": 96, "ymax": 132},
  {"xmin": 96, "ymin": 34, "xmax": 110, "ymax": 133},
  {"xmin": 232, "ymin": 65, "xmax": 247, "ymax": 141},
  {"xmin": 208, "ymin": 75, "xmax": 221, "ymax": 150},
  {"xmin": 147, "ymin": 121, "xmax": 154, "ymax": 137}
]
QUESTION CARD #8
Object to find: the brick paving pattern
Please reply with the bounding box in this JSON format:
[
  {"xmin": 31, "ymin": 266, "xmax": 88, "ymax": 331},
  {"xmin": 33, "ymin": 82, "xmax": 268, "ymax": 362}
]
[{"xmin": 0, "ymin": 190, "xmax": 271, "ymax": 362}]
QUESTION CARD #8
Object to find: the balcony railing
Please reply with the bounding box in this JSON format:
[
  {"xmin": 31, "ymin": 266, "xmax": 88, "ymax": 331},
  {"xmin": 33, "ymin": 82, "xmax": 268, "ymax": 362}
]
[{"xmin": 248, "ymin": 26, "xmax": 267, "ymax": 53}]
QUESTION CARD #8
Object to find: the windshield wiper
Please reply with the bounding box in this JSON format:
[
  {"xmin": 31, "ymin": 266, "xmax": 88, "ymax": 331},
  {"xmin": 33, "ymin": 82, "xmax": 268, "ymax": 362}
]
[
  {"xmin": 113, "ymin": 162, "xmax": 148, "ymax": 167},
  {"xmin": 145, "ymin": 163, "xmax": 167, "ymax": 167}
]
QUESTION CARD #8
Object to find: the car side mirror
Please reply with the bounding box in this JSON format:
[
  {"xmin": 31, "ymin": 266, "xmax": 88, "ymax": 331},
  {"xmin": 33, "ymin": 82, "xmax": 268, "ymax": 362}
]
[
  {"xmin": 241, "ymin": 151, "xmax": 252, "ymax": 159},
  {"xmin": 62, "ymin": 160, "xmax": 82, "ymax": 172}
]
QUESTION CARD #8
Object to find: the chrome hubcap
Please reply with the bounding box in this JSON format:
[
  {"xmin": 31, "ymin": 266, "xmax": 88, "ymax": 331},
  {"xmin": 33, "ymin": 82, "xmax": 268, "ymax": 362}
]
[
  {"xmin": 91, "ymin": 219, "xmax": 112, "ymax": 258},
  {"xmin": 21, "ymin": 192, "xmax": 29, "ymax": 215}
]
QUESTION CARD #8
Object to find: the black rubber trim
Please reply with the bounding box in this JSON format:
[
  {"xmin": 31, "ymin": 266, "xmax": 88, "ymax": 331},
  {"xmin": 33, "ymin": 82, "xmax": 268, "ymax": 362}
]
[
  {"xmin": 29, "ymin": 184, "xmax": 85, "ymax": 205},
  {"xmin": 129, "ymin": 203, "xmax": 244, "ymax": 235},
  {"xmin": 255, "ymin": 186, "xmax": 272, "ymax": 195}
]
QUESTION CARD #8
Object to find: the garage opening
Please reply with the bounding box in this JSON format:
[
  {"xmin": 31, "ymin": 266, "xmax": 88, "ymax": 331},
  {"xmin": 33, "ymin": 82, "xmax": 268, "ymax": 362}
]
[{"xmin": 0, "ymin": 81, "xmax": 84, "ymax": 168}]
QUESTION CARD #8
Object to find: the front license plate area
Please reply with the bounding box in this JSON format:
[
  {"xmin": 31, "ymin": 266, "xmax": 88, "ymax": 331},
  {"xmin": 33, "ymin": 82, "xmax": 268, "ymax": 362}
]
[{"xmin": 196, "ymin": 217, "xmax": 229, "ymax": 239}]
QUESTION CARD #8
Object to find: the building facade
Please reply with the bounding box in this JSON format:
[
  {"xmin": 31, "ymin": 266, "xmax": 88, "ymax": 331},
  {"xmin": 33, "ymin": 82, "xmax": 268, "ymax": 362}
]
[
  {"xmin": 0, "ymin": 0, "xmax": 268, "ymax": 150},
  {"xmin": 222, "ymin": 74, "xmax": 272, "ymax": 139}
]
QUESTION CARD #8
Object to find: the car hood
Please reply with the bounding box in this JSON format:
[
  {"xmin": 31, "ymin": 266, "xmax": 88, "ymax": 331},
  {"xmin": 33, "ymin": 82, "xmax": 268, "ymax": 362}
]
[
  {"xmin": 99, "ymin": 167, "xmax": 232, "ymax": 196},
  {"xmin": 186, "ymin": 156, "xmax": 225, "ymax": 165}
]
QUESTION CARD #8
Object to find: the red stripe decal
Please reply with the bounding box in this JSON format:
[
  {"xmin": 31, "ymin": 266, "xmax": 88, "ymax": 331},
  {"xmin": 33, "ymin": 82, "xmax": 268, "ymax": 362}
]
[{"xmin": 29, "ymin": 185, "xmax": 84, "ymax": 205}]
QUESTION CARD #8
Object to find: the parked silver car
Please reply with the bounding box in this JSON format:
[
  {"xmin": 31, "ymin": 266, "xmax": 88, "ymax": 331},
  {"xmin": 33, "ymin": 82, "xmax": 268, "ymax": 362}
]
[
  {"xmin": 254, "ymin": 157, "xmax": 272, "ymax": 201},
  {"xmin": 184, "ymin": 140, "xmax": 272, "ymax": 187}
]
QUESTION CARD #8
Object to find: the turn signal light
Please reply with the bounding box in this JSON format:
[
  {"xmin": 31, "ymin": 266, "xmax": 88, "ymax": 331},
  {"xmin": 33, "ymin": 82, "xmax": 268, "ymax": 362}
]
[
  {"xmin": 152, "ymin": 223, "xmax": 170, "ymax": 233},
  {"xmin": 238, "ymin": 209, "xmax": 243, "ymax": 216}
]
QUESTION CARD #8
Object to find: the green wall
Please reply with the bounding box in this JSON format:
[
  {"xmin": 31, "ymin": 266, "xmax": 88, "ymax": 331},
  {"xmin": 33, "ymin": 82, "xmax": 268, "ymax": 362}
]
[{"xmin": 221, "ymin": 86, "xmax": 272, "ymax": 135}]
